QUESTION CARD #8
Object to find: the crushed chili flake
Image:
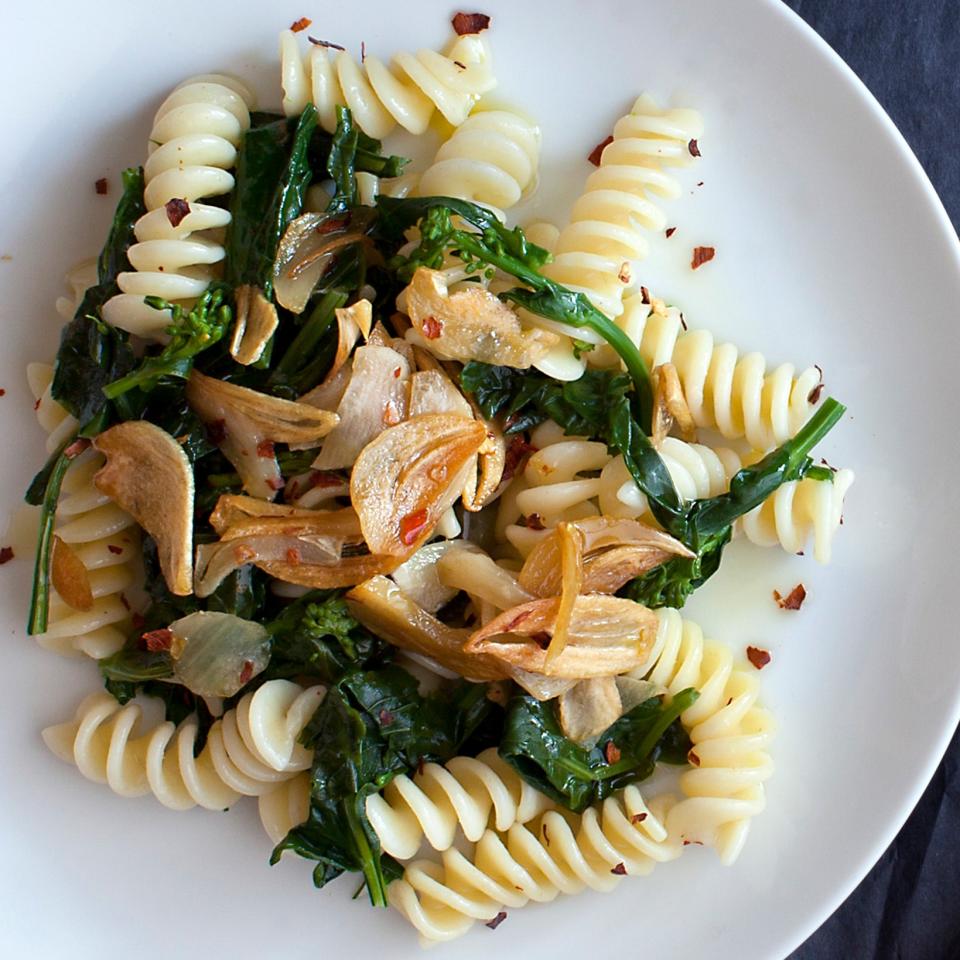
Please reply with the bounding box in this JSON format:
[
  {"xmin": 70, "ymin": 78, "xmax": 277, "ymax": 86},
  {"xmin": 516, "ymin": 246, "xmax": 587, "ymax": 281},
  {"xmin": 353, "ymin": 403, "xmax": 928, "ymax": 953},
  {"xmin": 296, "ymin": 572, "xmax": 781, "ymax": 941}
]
[
  {"xmin": 361, "ymin": 41, "xmax": 366, "ymax": 62},
  {"xmin": 746, "ymin": 646, "xmax": 772, "ymax": 670},
  {"xmin": 505, "ymin": 609, "xmax": 531, "ymax": 632},
  {"xmin": 0, "ymin": 546, "xmax": 13, "ymax": 565},
  {"xmin": 0, "ymin": 388, "xmax": 5, "ymax": 397},
  {"xmin": 379, "ymin": 709, "xmax": 394, "ymax": 726},
  {"xmin": 266, "ymin": 476, "xmax": 285, "ymax": 491},
  {"xmin": 774, "ymin": 583, "xmax": 807, "ymax": 611},
  {"xmin": 382, "ymin": 399, "xmax": 402, "ymax": 426},
  {"xmin": 688, "ymin": 138, "xmax": 701, "ymax": 158},
  {"xmin": 207, "ymin": 419, "xmax": 227, "ymax": 444},
  {"xmin": 417, "ymin": 756, "xmax": 425, "ymax": 776},
  {"xmin": 682, "ymin": 839, "xmax": 703, "ymax": 846},
  {"xmin": 95, "ymin": 178, "xmax": 108, "ymax": 195},
  {"xmin": 239, "ymin": 659, "xmax": 255, "ymax": 685},
  {"xmin": 233, "ymin": 544, "xmax": 257, "ymax": 563},
  {"xmin": 588, "ymin": 134, "xmax": 614, "ymax": 166},
  {"xmin": 393, "ymin": 366, "xmax": 402, "ymax": 378},
  {"xmin": 640, "ymin": 286, "xmax": 650, "ymax": 304},
  {"xmin": 618, "ymin": 262, "xmax": 632, "ymax": 284},
  {"xmin": 502, "ymin": 436, "xmax": 537, "ymax": 483},
  {"xmin": 525, "ymin": 512, "xmax": 545, "ymax": 531},
  {"xmin": 542, "ymin": 823, "xmax": 550, "ymax": 844},
  {"xmin": 164, "ymin": 198, "xmax": 190, "ymax": 227},
  {"xmin": 421, "ymin": 315, "xmax": 443, "ymax": 339},
  {"xmin": 688, "ymin": 751, "xmax": 701, "ymax": 766},
  {"xmin": 610, "ymin": 862, "xmax": 627, "ymax": 876},
  {"xmin": 256, "ymin": 439, "xmax": 276, "ymax": 458},
  {"xmin": 604, "ymin": 741, "xmax": 622, "ymax": 764},
  {"xmin": 697, "ymin": 181, "xmax": 704, "ymax": 187},
  {"xmin": 106, "ymin": 544, "xmax": 123, "ymax": 555},
  {"xmin": 316, "ymin": 213, "xmax": 351, "ymax": 234},
  {"xmin": 33, "ymin": 397, "xmax": 41, "ymax": 411},
  {"xmin": 290, "ymin": 16, "xmax": 312, "ymax": 32},
  {"xmin": 679, "ymin": 311, "xmax": 688, "ymax": 330},
  {"xmin": 453, "ymin": 60, "xmax": 466, "ymax": 69},
  {"xmin": 530, "ymin": 631, "xmax": 551, "ymax": 650},
  {"xmin": 285, "ymin": 548, "xmax": 302, "ymax": 565},
  {"xmin": 308, "ymin": 36, "xmax": 345, "ymax": 50},
  {"xmin": 143, "ymin": 628, "xmax": 173, "ymax": 652},
  {"xmin": 399, "ymin": 508, "xmax": 430, "ymax": 546},
  {"xmin": 630, "ymin": 812, "xmax": 647, "ymax": 825},
  {"xmin": 64, "ymin": 438, "xmax": 91, "ymax": 459},
  {"xmin": 485, "ymin": 911, "xmax": 507, "ymax": 930},
  {"xmin": 665, "ymin": 226, "xmax": 677, "ymax": 238},
  {"xmin": 691, "ymin": 246, "xmax": 716, "ymax": 270},
  {"xmin": 119, "ymin": 593, "xmax": 131, "ymax": 611},
  {"xmin": 452, "ymin": 11, "xmax": 491, "ymax": 35}
]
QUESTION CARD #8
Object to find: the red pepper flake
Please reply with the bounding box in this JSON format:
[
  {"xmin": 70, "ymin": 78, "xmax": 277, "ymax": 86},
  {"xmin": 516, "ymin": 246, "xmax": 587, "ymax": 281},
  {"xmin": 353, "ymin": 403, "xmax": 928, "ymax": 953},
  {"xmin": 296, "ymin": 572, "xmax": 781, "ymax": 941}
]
[
  {"xmin": 630, "ymin": 812, "xmax": 647, "ymax": 825},
  {"xmin": 164, "ymin": 198, "xmax": 190, "ymax": 227},
  {"xmin": 665, "ymin": 226, "xmax": 677, "ymax": 239},
  {"xmin": 417, "ymin": 756, "xmax": 426, "ymax": 776},
  {"xmin": 95, "ymin": 178, "xmax": 108, "ymax": 195},
  {"xmin": 64, "ymin": 438, "xmax": 91, "ymax": 459},
  {"xmin": 33, "ymin": 397, "xmax": 41, "ymax": 411},
  {"xmin": 796, "ymin": 550, "xmax": 805, "ymax": 557},
  {"xmin": 808, "ymin": 365, "xmax": 825, "ymax": 404},
  {"xmin": 610, "ymin": 862, "xmax": 627, "ymax": 876},
  {"xmin": 308, "ymin": 36, "xmax": 345, "ymax": 50},
  {"xmin": 505, "ymin": 609, "xmax": 531, "ymax": 632},
  {"xmin": 361, "ymin": 41, "xmax": 366, "ymax": 62},
  {"xmin": 688, "ymin": 751, "xmax": 701, "ymax": 766},
  {"xmin": 746, "ymin": 646, "xmax": 772, "ymax": 670},
  {"xmin": 525, "ymin": 512, "xmax": 545, "ymax": 531},
  {"xmin": 119, "ymin": 593, "xmax": 131, "ymax": 611},
  {"xmin": 382, "ymin": 399, "xmax": 402, "ymax": 426},
  {"xmin": 399, "ymin": 508, "xmax": 430, "ymax": 546},
  {"xmin": 691, "ymin": 246, "xmax": 715, "ymax": 270},
  {"xmin": 207, "ymin": 419, "xmax": 227, "ymax": 445},
  {"xmin": 239, "ymin": 659, "xmax": 255, "ymax": 685},
  {"xmin": 542, "ymin": 823, "xmax": 550, "ymax": 844},
  {"xmin": 773, "ymin": 583, "xmax": 807, "ymax": 611},
  {"xmin": 143, "ymin": 628, "xmax": 173, "ymax": 652},
  {"xmin": 502, "ymin": 436, "xmax": 537, "ymax": 483},
  {"xmin": 485, "ymin": 911, "xmax": 507, "ymax": 931},
  {"xmin": 819, "ymin": 457, "xmax": 837, "ymax": 472},
  {"xmin": 640, "ymin": 286, "xmax": 650, "ymax": 305},
  {"xmin": 256, "ymin": 439, "xmax": 276, "ymax": 458},
  {"xmin": 106, "ymin": 544, "xmax": 124, "ymax": 555},
  {"xmin": 604, "ymin": 741, "xmax": 622, "ymax": 764},
  {"xmin": 314, "ymin": 471, "xmax": 344, "ymax": 488},
  {"xmin": 0, "ymin": 546, "xmax": 13, "ymax": 565},
  {"xmin": 531, "ymin": 631, "xmax": 551, "ymax": 650},
  {"xmin": 285, "ymin": 548, "xmax": 302, "ymax": 565},
  {"xmin": 421, "ymin": 315, "xmax": 443, "ymax": 339},
  {"xmin": 697, "ymin": 181, "xmax": 704, "ymax": 187},
  {"xmin": 289, "ymin": 16, "xmax": 312, "ymax": 32},
  {"xmin": 682, "ymin": 839, "xmax": 703, "ymax": 846},
  {"xmin": 0, "ymin": 388, "xmax": 6, "ymax": 397},
  {"xmin": 452, "ymin": 11, "xmax": 491, "ymax": 35},
  {"xmin": 266, "ymin": 476, "xmax": 285, "ymax": 491},
  {"xmin": 618, "ymin": 262, "xmax": 632, "ymax": 284},
  {"xmin": 453, "ymin": 60, "xmax": 466, "ymax": 69},
  {"xmin": 588, "ymin": 134, "xmax": 614, "ymax": 167},
  {"xmin": 316, "ymin": 213, "xmax": 351, "ymax": 234},
  {"xmin": 679, "ymin": 312, "xmax": 688, "ymax": 331},
  {"xmin": 379, "ymin": 709, "xmax": 394, "ymax": 726},
  {"xmin": 688, "ymin": 138, "xmax": 701, "ymax": 158},
  {"xmin": 393, "ymin": 366, "xmax": 402, "ymax": 379}
]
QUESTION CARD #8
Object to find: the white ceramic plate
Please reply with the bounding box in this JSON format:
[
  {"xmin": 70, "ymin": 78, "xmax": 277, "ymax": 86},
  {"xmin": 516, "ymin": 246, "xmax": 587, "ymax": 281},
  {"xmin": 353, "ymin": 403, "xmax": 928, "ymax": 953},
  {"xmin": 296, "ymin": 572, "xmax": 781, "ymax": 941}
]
[{"xmin": 2, "ymin": 1, "xmax": 958, "ymax": 957}]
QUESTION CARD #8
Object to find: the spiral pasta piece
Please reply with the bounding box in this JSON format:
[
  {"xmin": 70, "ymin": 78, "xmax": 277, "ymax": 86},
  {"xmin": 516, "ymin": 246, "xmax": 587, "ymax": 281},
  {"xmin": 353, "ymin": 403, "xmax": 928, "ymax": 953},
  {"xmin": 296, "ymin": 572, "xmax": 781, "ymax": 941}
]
[
  {"xmin": 417, "ymin": 109, "xmax": 540, "ymax": 220},
  {"xmin": 598, "ymin": 439, "xmax": 854, "ymax": 563},
  {"xmin": 26, "ymin": 361, "xmax": 140, "ymax": 659},
  {"xmin": 43, "ymin": 680, "xmax": 325, "ymax": 811},
  {"xmin": 387, "ymin": 610, "xmax": 773, "ymax": 942},
  {"xmin": 622, "ymin": 296, "xmax": 822, "ymax": 449},
  {"xmin": 102, "ymin": 74, "xmax": 254, "ymax": 338},
  {"xmin": 538, "ymin": 95, "xmax": 702, "ymax": 323},
  {"xmin": 280, "ymin": 30, "xmax": 495, "ymax": 138}
]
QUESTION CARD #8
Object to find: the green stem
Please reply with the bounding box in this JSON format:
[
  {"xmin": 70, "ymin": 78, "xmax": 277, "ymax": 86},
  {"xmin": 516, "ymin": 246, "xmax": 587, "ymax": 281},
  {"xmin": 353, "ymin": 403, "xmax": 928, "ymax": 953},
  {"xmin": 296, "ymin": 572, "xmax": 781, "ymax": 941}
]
[
  {"xmin": 27, "ymin": 441, "xmax": 78, "ymax": 634},
  {"xmin": 273, "ymin": 290, "xmax": 346, "ymax": 381},
  {"xmin": 346, "ymin": 798, "xmax": 388, "ymax": 907},
  {"xmin": 635, "ymin": 688, "xmax": 699, "ymax": 759}
]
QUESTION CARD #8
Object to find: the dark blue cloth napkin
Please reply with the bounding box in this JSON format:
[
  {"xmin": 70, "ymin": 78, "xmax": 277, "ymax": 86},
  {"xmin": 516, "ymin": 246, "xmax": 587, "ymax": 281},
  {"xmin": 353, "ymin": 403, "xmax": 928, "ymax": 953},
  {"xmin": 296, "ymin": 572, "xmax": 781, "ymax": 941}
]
[{"xmin": 783, "ymin": 2, "xmax": 960, "ymax": 958}]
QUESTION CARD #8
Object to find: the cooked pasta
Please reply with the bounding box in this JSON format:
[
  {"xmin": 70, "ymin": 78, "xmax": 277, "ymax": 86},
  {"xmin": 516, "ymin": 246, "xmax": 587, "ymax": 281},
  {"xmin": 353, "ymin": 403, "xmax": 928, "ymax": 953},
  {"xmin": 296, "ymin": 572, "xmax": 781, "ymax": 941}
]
[
  {"xmin": 417, "ymin": 109, "xmax": 540, "ymax": 219},
  {"xmin": 280, "ymin": 30, "xmax": 495, "ymax": 138},
  {"xmin": 620, "ymin": 296, "xmax": 822, "ymax": 449},
  {"xmin": 386, "ymin": 608, "xmax": 772, "ymax": 942},
  {"xmin": 102, "ymin": 74, "xmax": 254, "ymax": 339},
  {"xmin": 27, "ymin": 363, "xmax": 140, "ymax": 659},
  {"xmin": 43, "ymin": 680, "xmax": 325, "ymax": 810},
  {"xmin": 389, "ymin": 790, "xmax": 677, "ymax": 942},
  {"xmin": 500, "ymin": 429, "xmax": 853, "ymax": 562}
]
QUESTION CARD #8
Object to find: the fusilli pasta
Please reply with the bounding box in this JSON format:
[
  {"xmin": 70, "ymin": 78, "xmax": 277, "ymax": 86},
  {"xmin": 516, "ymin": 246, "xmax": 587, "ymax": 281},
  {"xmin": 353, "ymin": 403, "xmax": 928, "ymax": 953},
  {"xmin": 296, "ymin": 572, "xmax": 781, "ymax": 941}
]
[
  {"xmin": 280, "ymin": 30, "xmax": 495, "ymax": 138},
  {"xmin": 417, "ymin": 109, "xmax": 540, "ymax": 219},
  {"xmin": 43, "ymin": 680, "xmax": 325, "ymax": 810},
  {"xmin": 102, "ymin": 74, "xmax": 254, "ymax": 339}
]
